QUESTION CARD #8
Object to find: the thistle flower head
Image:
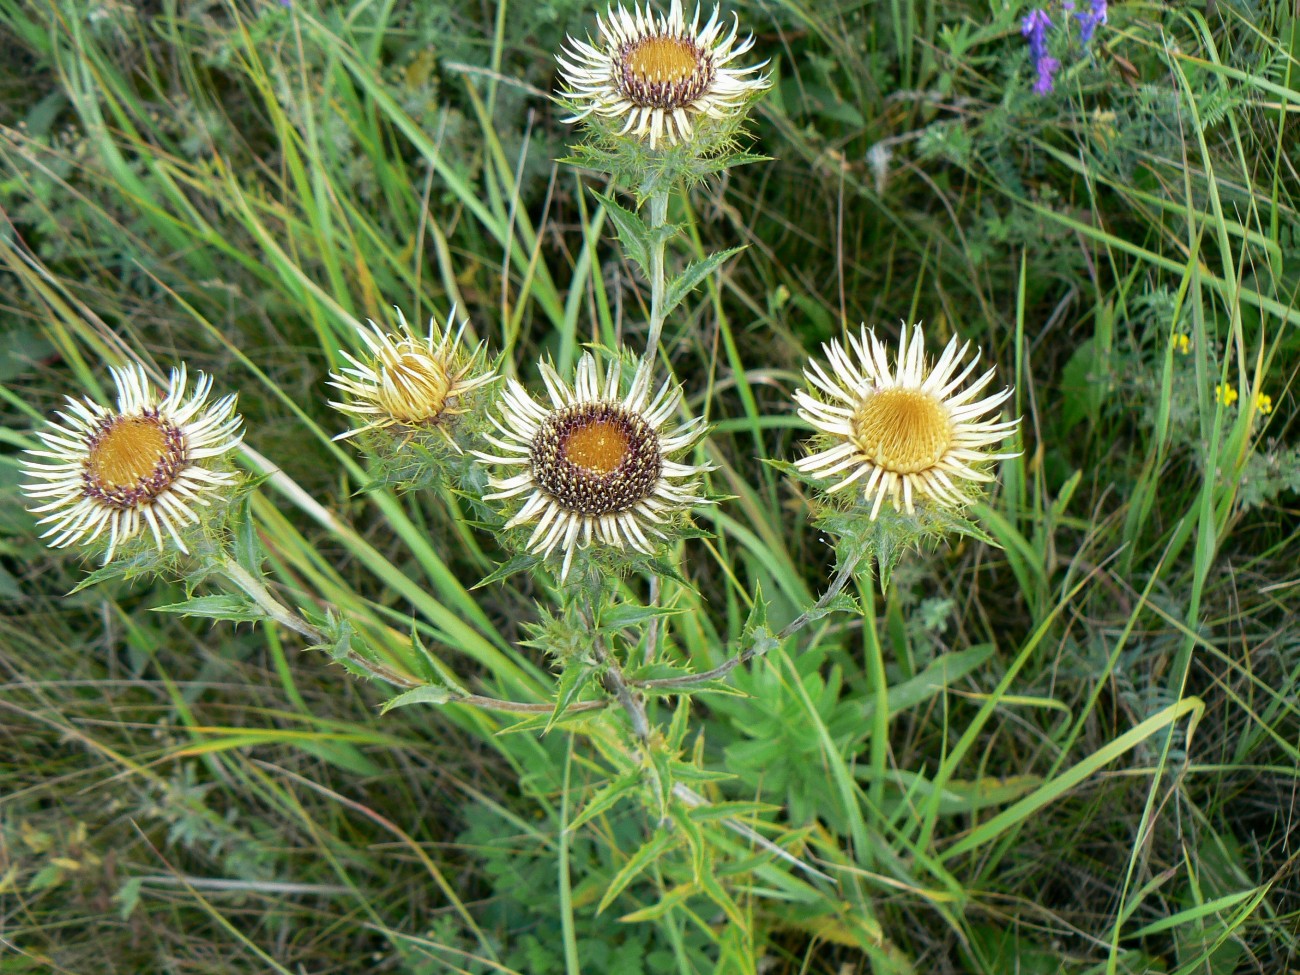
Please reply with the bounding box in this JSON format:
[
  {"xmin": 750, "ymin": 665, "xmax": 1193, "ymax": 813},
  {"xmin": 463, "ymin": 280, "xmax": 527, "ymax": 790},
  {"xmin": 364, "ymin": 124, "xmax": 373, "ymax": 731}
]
[
  {"xmin": 557, "ymin": 0, "xmax": 770, "ymax": 150},
  {"xmin": 328, "ymin": 307, "xmax": 495, "ymax": 449},
  {"xmin": 22, "ymin": 363, "xmax": 244, "ymax": 563},
  {"xmin": 794, "ymin": 324, "xmax": 1020, "ymax": 519},
  {"xmin": 473, "ymin": 352, "xmax": 711, "ymax": 581}
]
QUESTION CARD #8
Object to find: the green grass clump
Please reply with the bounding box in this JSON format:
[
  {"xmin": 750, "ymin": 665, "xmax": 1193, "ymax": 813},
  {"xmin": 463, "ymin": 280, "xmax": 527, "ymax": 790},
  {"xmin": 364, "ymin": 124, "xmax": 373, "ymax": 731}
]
[{"xmin": 1, "ymin": 0, "xmax": 1297, "ymax": 973}]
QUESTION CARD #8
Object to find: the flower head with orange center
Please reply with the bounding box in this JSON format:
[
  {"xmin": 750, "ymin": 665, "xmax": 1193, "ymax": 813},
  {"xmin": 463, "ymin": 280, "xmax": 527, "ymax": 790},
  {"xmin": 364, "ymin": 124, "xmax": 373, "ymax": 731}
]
[
  {"xmin": 473, "ymin": 352, "xmax": 710, "ymax": 580},
  {"xmin": 22, "ymin": 364, "xmax": 243, "ymax": 563},
  {"xmin": 557, "ymin": 0, "xmax": 769, "ymax": 149},
  {"xmin": 794, "ymin": 324, "xmax": 1020, "ymax": 519},
  {"xmin": 328, "ymin": 307, "xmax": 495, "ymax": 448}
]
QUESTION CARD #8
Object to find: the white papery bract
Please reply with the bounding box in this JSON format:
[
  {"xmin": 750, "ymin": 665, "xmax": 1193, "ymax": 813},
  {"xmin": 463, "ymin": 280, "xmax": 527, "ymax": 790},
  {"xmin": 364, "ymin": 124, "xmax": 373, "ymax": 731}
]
[
  {"xmin": 22, "ymin": 364, "xmax": 243, "ymax": 563},
  {"xmin": 474, "ymin": 353, "xmax": 710, "ymax": 580},
  {"xmin": 557, "ymin": 0, "xmax": 769, "ymax": 149},
  {"xmin": 795, "ymin": 324, "xmax": 1020, "ymax": 518}
]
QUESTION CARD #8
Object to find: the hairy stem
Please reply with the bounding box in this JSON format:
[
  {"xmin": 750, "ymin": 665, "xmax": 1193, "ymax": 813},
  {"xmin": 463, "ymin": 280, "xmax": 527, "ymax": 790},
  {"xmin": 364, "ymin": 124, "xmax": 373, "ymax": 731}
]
[
  {"xmin": 643, "ymin": 575, "xmax": 661, "ymax": 667},
  {"xmin": 631, "ymin": 554, "xmax": 862, "ymax": 691},
  {"xmin": 582, "ymin": 598, "xmax": 651, "ymax": 742},
  {"xmin": 642, "ymin": 187, "xmax": 671, "ymax": 362},
  {"xmin": 221, "ymin": 557, "xmax": 323, "ymax": 642}
]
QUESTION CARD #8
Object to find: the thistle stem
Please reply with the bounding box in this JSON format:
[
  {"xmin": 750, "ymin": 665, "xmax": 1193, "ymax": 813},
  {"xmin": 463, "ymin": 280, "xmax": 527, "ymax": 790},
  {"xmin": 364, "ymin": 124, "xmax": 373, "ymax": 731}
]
[
  {"xmin": 631, "ymin": 554, "xmax": 862, "ymax": 691},
  {"xmin": 580, "ymin": 597, "xmax": 650, "ymax": 743},
  {"xmin": 642, "ymin": 188, "xmax": 671, "ymax": 363},
  {"xmin": 643, "ymin": 575, "xmax": 661, "ymax": 667},
  {"xmin": 221, "ymin": 557, "xmax": 322, "ymax": 642},
  {"xmin": 219, "ymin": 556, "xmax": 588, "ymax": 712}
]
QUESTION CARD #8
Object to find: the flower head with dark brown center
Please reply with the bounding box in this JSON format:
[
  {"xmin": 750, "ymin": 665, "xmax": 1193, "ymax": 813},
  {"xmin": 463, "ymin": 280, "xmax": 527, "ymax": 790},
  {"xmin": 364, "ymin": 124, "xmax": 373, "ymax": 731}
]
[
  {"xmin": 473, "ymin": 353, "xmax": 710, "ymax": 580},
  {"xmin": 22, "ymin": 364, "xmax": 244, "ymax": 563},
  {"xmin": 794, "ymin": 324, "xmax": 1020, "ymax": 518},
  {"xmin": 557, "ymin": 0, "xmax": 769, "ymax": 149}
]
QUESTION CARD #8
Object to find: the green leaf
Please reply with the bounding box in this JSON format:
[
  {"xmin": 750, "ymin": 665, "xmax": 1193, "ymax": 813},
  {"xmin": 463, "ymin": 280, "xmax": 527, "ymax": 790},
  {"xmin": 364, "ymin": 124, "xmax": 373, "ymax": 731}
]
[
  {"xmin": 230, "ymin": 492, "xmax": 263, "ymax": 576},
  {"xmin": 669, "ymin": 805, "xmax": 706, "ymax": 884},
  {"xmin": 472, "ymin": 552, "xmax": 542, "ymax": 589},
  {"xmin": 151, "ymin": 594, "xmax": 267, "ymax": 623},
  {"xmin": 686, "ymin": 800, "xmax": 782, "ymax": 822},
  {"xmin": 494, "ymin": 708, "xmax": 605, "ymax": 735},
  {"xmin": 741, "ymin": 582, "xmax": 778, "ymax": 658},
  {"xmin": 591, "ymin": 189, "xmax": 650, "ymax": 273},
  {"xmin": 744, "ymin": 582, "xmax": 769, "ymax": 632},
  {"xmin": 546, "ymin": 661, "xmax": 598, "ymax": 734},
  {"xmin": 567, "ymin": 772, "xmax": 642, "ymax": 832},
  {"xmin": 597, "ymin": 602, "xmax": 683, "ymax": 633},
  {"xmin": 114, "ymin": 877, "xmax": 143, "ymax": 920},
  {"xmin": 379, "ymin": 683, "xmax": 454, "ymax": 714},
  {"xmin": 698, "ymin": 863, "xmax": 746, "ymax": 928},
  {"xmin": 639, "ymin": 677, "xmax": 748, "ymax": 698},
  {"xmin": 617, "ymin": 882, "xmax": 697, "ymax": 923},
  {"xmin": 68, "ymin": 561, "xmax": 131, "ymax": 594},
  {"xmin": 408, "ymin": 624, "xmax": 469, "ymax": 692},
  {"xmin": 597, "ymin": 830, "xmax": 676, "ymax": 914},
  {"xmin": 322, "ymin": 616, "xmax": 357, "ymax": 662},
  {"xmin": 800, "ymin": 590, "xmax": 860, "ymax": 627},
  {"xmin": 662, "ymin": 246, "xmax": 746, "ymax": 319}
]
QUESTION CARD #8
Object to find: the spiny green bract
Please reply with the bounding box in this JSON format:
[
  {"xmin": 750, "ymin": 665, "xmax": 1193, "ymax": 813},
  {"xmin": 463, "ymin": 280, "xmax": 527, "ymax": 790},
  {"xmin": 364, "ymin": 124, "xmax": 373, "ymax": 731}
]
[{"xmin": 560, "ymin": 106, "xmax": 769, "ymax": 204}]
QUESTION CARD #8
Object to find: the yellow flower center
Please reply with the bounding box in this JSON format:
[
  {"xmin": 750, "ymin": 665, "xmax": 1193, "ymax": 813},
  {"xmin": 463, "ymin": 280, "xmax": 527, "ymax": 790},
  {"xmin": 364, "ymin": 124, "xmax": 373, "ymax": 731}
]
[
  {"xmin": 88, "ymin": 416, "xmax": 169, "ymax": 490},
  {"xmin": 851, "ymin": 388, "xmax": 952, "ymax": 474},
  {"xmin": 626, "ymin": 36, "xmax": 701, "ymax": 85},
  {"xmin": 562, "ymin": 418, "xmax": 631, "ymax": 475},
  {"xmin": 378, "ymin": 348, "xmax": 453, "ymax": 425}
]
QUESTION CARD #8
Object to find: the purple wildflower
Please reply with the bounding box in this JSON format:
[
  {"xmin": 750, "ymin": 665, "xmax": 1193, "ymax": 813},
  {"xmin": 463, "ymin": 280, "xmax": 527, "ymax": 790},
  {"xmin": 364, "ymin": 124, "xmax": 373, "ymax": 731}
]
[
  {"xmin": 1076, "ymin": 0, "xmax": 1107, "ymax": 44},
  {"xmin": 1021, "ymin": 8, "xmax": 1053, "ymax": 62},
  {"xmin": 1033, "ymin": 56, "xmax": 1061, "ymax": 94}
]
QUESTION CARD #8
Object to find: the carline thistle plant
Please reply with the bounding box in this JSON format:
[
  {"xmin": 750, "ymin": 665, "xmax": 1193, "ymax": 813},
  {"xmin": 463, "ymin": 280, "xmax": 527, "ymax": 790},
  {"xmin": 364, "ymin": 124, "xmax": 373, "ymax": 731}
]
[
  {"xmin": 22, "ymin": 0, "xmax": 1026, "ymax": 931},
  {"xmin": 327, "ymin": 307, "xmax": 495, "ymax": 448},
  {"xmin": 473, "ymin": 353, "xmax": 711, "ymax": 582},
  {"xmin": 22, "ymin": 364, "xmax": 243, "ymax": 564},
  {"xmin": 557, "ymin": 0, "xmax": 770, "ymax": 151},
  {"xmin": 794, "ymin": 323, "xmax": 1020, "ymax": 520}
]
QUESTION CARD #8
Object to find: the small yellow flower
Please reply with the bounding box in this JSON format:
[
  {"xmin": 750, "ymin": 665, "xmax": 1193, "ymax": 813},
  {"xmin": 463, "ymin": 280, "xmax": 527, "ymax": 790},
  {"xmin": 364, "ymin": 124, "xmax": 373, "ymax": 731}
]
[
  {"xmin": 1170, "ymin": 333, "xmax": 1190, "ymax": 355},
  {"xmin": 1255, "ymin": 392, "xmax": 1273, "ymax": 416},
  {"xmin": 1214, "ymin": 384, "xmax": 1238, "ymax": 407}
]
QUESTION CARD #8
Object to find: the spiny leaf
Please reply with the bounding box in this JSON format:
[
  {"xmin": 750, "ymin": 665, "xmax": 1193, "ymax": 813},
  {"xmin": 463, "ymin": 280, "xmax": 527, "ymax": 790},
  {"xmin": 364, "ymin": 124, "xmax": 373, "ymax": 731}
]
[
  {"xmin": 597, "ymin": 601, "xmax": 684, "ymax": 632},
  {"xmin": 662, "ymin": 246, "xmax": 746, "ymax": 319},
  {"xmin": 546, "ymin": 660, "xmax": 598, "ymax": 734},
  {"xmin": 151, "ymin": 594, "xmax": 266, "ymax": 623},
  {"xmin": 617, "ymin": 882, "xmax": 697, "ymax": 923},
  {"xmin": 669, "ymin": 805, "xmax": 707, "ymax": 884},
  {"xmin": 567, "ymin": 771, "xmax": 642, "ymax": 832},
  {"xmin": 230, "ymin": 491, "xmax": 263, "ymax": 577},
  {"xmin": 596, "ymin": 830, "xmax": 676, "ymax": 915},
  {"xmin": 379, "ymin": 683, "xmax": 454, "ymax": 714},
  {"xmin": 472, "ymin": 552, "xmax": 542, "ymax": 589},
  {"xmin": 590, "ymin": 189, "xmax": 651, "ymax": 273}
]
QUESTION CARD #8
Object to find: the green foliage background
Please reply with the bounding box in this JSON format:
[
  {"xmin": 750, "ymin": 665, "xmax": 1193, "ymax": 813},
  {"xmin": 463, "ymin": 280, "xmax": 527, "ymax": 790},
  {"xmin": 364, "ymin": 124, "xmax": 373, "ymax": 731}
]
[{"xmin": 0, "ymin": 0, "xmax": 1297, "ymax": 972}]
